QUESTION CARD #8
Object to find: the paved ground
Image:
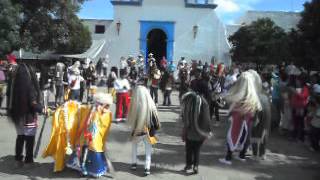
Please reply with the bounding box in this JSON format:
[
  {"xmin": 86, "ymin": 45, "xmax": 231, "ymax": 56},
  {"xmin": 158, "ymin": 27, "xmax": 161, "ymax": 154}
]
[{"xmin": 0, "ymin": 90, "xmax": 319, "ymax": 180}]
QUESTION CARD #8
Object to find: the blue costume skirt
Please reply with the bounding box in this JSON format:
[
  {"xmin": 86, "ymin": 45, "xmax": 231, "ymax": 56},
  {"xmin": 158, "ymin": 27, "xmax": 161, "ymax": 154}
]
[
  {"xmin": 86, "ymin": 150, "xmax": 108, "ymax": 177},
  {"xmin": 66, "ymin": 150, "xmax": 108, "ymax": 178}
]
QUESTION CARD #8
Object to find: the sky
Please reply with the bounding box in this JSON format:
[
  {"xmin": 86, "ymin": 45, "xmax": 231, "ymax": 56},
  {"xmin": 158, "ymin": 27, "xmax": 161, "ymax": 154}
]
[{"xmin": 78, "ymin": 0, "xmax": 311, "ymax": 24}]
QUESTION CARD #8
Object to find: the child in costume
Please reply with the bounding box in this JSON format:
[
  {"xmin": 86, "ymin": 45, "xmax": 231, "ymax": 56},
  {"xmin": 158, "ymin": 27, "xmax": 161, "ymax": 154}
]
[
  {"xmin": 43, "ymin": 93, "xmax": 113, "ymax": 177},
  {"xmin": 128, "ymin": 85, "xmax": 161, "ymax": 176}
]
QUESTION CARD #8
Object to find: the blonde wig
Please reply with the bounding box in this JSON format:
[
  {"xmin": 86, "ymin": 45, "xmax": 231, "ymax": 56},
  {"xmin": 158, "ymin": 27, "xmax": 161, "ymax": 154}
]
[
  {"xmin": 225, "ymin": 71, "xmax": 262, "ymax": 114},
  {"xmin": 247, "ymin": 69, "xmax": 263, "ymax": 93},
  {"xmin": 128, "ymin": 85, "xmax": 160, "ymax": 134}
]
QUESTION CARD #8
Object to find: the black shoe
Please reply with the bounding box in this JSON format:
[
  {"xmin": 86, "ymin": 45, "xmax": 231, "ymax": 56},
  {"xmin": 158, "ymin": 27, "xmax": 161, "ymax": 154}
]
[
  {"xmin": 193, "ymin": 166, "xmax": 198, "ymax": 174},
  {"xmin": 183, "ymin": 165, "xmax": 193, "ymax": 174},
  {"xmin": 144, "ymin": 169, "xmax": 150, "ymax": 176},
  {"xmin": 131, "ymin": 164, "xmax": 137, "ymax": 170}
]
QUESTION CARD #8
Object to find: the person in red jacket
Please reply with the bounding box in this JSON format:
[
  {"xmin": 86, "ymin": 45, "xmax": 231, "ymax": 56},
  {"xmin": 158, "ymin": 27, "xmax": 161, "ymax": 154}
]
[{"xmin": 290, "ymin": 76, "xmax": 310, "ymax": 142}]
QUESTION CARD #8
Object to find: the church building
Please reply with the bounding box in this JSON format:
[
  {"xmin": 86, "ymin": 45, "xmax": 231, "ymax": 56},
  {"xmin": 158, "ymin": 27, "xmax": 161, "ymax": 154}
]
[{"xmin": 102, "ymin": 0, "xmax": 231, "ymax": 66}]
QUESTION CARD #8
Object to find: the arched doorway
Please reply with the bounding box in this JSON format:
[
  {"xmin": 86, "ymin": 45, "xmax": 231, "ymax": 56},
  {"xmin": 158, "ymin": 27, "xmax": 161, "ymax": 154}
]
[{"xmin": 147, "ymin": 29, "xmax": 167, "ymax": 66}]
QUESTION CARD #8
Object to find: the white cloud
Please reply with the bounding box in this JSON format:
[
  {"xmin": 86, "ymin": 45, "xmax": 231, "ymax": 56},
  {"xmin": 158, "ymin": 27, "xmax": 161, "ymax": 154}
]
[
  {"xmin": 214, "ymin": 0, "xmax": 262, "ymax": 23},
  {"xmin": 215, "ymin": 0, "xmax": 240, "ymax": 13}
]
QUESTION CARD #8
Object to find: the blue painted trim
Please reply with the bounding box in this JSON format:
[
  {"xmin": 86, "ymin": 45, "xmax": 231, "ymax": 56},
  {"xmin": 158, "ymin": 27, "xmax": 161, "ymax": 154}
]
[
  {"xmin": 110, "ymin": 0, "xmax": 143, "ymax": 6},
  {"xmin": 184, "ymin": 0, "xmax": 217, "ymax": 9},
  {"xmin": 139, "ymin": 21, "xmax": 175, "ymax": 64}
]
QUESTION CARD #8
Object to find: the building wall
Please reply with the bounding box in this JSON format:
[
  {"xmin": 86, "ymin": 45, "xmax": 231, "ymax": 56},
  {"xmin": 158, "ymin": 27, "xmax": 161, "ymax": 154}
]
[
  {"xmin": 82, "ymin": 19, "xmax": 113, "ymax": 40},
  {"xmin": 105, "ymin": 0, "xmax": 231, "ymax": 66}
]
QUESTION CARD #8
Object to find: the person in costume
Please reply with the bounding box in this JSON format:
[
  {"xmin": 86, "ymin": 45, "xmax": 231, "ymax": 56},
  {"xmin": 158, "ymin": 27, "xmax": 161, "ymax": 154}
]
[
  {"xmin": 8, "ymin": 63, "xmax": 44, "ymax": 167},
  {"xmin": 219, "ymin": 71, "xmax": 262, "ymax": 165},
  {"xmin": 43, "ymin": 93, "xmax": 113, "ymax": 177},
  {"xmin": 114, "ymin": 69, "xmax": 131, "ymax": 122},
  {"xmin": 248, "ymin": 70, "xmax": 271, "ymax": 160},
  {"xmin": 180, "ymin": 92, "xmax": 213, "ymax": 174},
  {"xmin": 128, "ymin": 86, "xmax": 161, "ymax": 176}
]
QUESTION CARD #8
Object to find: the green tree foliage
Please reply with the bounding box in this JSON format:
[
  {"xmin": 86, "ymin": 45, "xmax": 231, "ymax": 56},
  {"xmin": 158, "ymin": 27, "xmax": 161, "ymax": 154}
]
[
  {"xmin": 229, "ymin": 18, "xmax": 289, "ymax": 66},
  {"xmin": 1, "ymin": 0, "xmax": 91, "ymax": 56},
  {"xmin": 297, "ymin": 0, "xmax": 320, "ymax": 70},
  {"xmin": 0, "ymin": 0, "xmax": 20, "ymax": 58}
]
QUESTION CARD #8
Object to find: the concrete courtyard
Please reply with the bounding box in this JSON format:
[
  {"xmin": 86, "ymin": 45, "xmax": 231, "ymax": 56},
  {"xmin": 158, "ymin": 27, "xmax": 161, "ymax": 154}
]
[{"xmin": 0, "ymin": 90, "xmax": 319, "ymax": 180}]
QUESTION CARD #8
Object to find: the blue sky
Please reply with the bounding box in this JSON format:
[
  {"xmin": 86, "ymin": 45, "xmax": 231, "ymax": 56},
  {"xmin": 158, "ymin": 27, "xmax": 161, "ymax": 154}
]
[{"xmin": 78, "ymin": 0, "xmax": 310, "ymax": 24}]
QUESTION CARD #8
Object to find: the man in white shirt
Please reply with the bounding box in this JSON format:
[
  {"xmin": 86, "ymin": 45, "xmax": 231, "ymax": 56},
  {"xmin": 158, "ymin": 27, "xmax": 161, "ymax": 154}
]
[
  {"xmin": 68, "ymin": 68, "xmax": 84, "ymax": 101},
  {"xmin": 114, "ymin": 69, "xmax": 131, "ymax": 122}
]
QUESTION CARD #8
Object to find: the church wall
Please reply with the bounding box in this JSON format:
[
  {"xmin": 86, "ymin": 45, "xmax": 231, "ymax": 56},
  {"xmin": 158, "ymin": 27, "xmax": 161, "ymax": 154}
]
[{"xmin": 105, "ymin": 0, "xmax": 231, "ymax": 66}]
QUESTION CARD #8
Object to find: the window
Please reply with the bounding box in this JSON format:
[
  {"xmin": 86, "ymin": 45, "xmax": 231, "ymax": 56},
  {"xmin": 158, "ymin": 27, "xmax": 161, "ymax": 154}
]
[{"xmin": 95, "ymin": 25, "xmax": 105, "ymax": 34}]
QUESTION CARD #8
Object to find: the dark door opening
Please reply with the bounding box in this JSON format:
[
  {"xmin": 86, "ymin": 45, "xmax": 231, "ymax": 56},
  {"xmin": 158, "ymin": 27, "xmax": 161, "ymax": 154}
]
[{"xmin": 147, "ymin": 29, "xmax": 167, "ymax": 67}]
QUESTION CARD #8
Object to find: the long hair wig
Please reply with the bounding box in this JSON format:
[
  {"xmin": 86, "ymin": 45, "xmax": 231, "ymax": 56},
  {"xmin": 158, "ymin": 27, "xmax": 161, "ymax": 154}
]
[
  {"xmin": 181, "ymin": 92, "xmax": 212, "ymax": 138},
  {"xmin": 225, "ymin": 71, "xmax": 262, "ymax": 114},
  {"xmin": 128, "ymin": 85, "xmax": 160, "ymax": 134}
]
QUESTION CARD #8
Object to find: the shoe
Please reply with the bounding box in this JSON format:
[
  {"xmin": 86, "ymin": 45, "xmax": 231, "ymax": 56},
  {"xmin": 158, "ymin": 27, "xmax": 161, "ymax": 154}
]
[
  {"xmin": 131, "ymin": 164, "xmax": 137, "ymax": 170},
  {"xmin": 219, "ymin": 158, "xmax": 232, "ymax": 165},
  {"xmin": 81, "ymin": 166, "xmax": 88, "ymax": 176},
  {"xmin": 144, "ymin": 169, "xmax": 150, "ymax": 176},
  {"xmin": 115, "ymin": 118, "xmax": 122, "ymax": 122},
  {"xmin": 193, "ymin": 166, "xmax": 198, "ymax": 174},
  {"xmin": 235, "ymin": 156, "xmax": 246, "ymax": 162},
  {"xmin": 183, "ymin": 166, "xmax": 193, "ymax": 174}
]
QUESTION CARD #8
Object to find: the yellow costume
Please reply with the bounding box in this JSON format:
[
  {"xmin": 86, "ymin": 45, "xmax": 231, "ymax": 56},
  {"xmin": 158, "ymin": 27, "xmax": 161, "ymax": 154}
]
[{"xmin": 42, "ymin": 101, "xmax": 112, "ymax": 175}]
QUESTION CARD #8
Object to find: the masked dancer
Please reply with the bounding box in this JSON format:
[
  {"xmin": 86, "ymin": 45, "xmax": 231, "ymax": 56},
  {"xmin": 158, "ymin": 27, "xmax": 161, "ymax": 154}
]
[
  {"xmin": 219, "ymin": 71, "xmax": 262, "ymax": 165},
  {"xmin": 181, "ymin": 92, "xmax": 213, "ymax": 174},
  {"xmin": 128, "ymin": 86, "xmax": 161, "ymax": 176}
]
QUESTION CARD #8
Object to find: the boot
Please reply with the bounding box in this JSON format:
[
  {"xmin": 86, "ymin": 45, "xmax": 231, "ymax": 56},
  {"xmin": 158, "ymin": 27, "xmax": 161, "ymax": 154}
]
[
  {"xmin": 15, "ymin": 135, "xmax": 25, "ymax": 162},
  {"xmin": 24, "ymin": 136, "xmax": 35, "ymax": 164}
]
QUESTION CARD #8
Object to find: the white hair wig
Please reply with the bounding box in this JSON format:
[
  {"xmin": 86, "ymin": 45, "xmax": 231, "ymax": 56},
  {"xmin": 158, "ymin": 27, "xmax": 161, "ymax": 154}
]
[
  {"xmin": 94, "ymin": 93, "xmax": 113, "ymax": 105},
  {"xmin": 128, "ymin": 85, "xmax": 160, "ymax": 134},
  {"xmin": 247, "ymin": 69, "xmax": 263, "ymax": 93},
  {"xmin": 225, "ymin": 71, "xmax": 262, "ymax": 114}
]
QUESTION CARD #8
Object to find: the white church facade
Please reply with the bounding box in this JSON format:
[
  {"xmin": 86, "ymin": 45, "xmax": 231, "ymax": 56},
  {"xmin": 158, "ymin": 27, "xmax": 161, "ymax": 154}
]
[{"xmin": 93, "ymin": 0, "xmax": 231, "ymax": 66}]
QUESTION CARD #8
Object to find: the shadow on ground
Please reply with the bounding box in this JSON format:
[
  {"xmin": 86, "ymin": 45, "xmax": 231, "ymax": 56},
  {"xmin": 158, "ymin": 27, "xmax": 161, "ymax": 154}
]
[{"xmin": 0, "ymin": 155, "xmax": 84, "ymax": 179}]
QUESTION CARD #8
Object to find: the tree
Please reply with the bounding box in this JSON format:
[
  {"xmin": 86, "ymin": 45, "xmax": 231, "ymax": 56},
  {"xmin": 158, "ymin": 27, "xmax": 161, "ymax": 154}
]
[
  {"xmin": 229, "ymin": 18, "xmax": 289, "ymax": 67},
  {"xmin": 0, "ymin": 0, "xmax": 20, "ymax": 58},
  {"xmin": 1, "ymin": 0, "xmax": 91, "ymax": 56},
  {"xmin": 297, "ymin": 0, "xmax": 320, "ymax": 70}
]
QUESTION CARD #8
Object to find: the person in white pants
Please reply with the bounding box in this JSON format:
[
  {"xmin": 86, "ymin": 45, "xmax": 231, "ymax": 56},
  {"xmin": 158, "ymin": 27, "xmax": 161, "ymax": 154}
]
[
  {"xmin": 128, "ymin": 86, "xmax": 161, "ymax": 176},
  {"xmin": 131, "ymin": 135, "xmax": 152, "ymax": 172}
]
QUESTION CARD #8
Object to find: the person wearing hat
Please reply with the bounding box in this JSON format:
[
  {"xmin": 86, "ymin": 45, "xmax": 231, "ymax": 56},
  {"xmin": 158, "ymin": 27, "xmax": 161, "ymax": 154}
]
[
  {"xmin": 114, "ymin": 69, "xmax": 131, "ymax": 122},
  {"xmin": 68, "ymin": 68, "xmax": 85, "ymax": 102}
]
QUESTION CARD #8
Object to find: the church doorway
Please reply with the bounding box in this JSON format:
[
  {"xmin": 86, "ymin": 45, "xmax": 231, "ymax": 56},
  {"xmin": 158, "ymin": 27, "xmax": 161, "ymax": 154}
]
[{"xmin": 147, "ymin": 29, "xmax": 167, "ymax": 66}]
